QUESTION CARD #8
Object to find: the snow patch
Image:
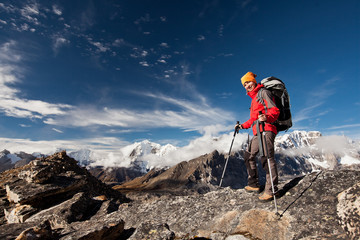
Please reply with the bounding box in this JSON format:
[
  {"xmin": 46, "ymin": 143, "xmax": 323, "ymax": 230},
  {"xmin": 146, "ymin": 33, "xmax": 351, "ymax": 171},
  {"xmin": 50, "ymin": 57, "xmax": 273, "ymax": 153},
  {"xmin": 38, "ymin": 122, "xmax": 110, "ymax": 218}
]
[
  {"xmin": 308, "ymin": 157, "xmax": 330, "ymax": 169},
  {"xmin": 340, "ymin": 155, "xmax": 360, "ymax": 165},
  {"xmin": 7, "ymin": 154, "xmax": 21, "ymax": 164}
]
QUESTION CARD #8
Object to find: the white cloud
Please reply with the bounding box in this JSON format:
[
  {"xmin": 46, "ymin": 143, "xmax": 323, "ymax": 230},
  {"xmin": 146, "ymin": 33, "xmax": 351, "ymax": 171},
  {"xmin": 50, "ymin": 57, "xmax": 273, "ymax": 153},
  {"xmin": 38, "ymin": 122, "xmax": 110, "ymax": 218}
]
[
  {"xmin": 328, "ymin": 123, "xmax": 360, "ymax": 130},
  {"xmin": 197, "ymin": 35, "xmax": 205, "ymax": 41},
  {"xmin": 21, "ymin": 4, "xmax": 40, "ymax": 16},
  {"xmin": 0, "ymin": 136, "xmax": 130, "ymax": 156},
  {"xmin": 134, "ymin": 14, "xmax": 151, "ymax": 25},
  {"xmin": 20, "ymin": 3, "xmax": 41, "ymax": 25},
  {"xmin": 0, "ymin": 98, "xmax": 70, "ymax": 118},
  {"xmin": 160, "ymin": 42, "xmax": 169, "ymax": 48},
  {"xmin": 52, "ymin": 36, "xmax": 70, "ymax": 53},
  {"xmin": 0, "ymin": 3, "xmax": 16, "ymax": 13},
  {"xmin": 139, "ymin": 61, "xmax": 150, "ymax": 67},
  {"xmin": 44, "ymin": 92, "xmax": 234, "ymax": 134},
  {"xmin": 0, "ymin": 129, "xmax": 247, "ymax": 169},
  {"xmin": 216, "ymin": 92, "xmax": 233, "ymax": 99},
  {"xmin": 293, "ymin": 77, "xmax": 339, "ymax": 124},
  {"xmin": 89, "ymin": 40, "xmax": 109, "ymax": 53},
  {"xmin": 52, "ymin": 5, "xmax": 62, "ymax": 16},
  {"xmin": 218, "ymin": 24, "xmax": 224, "ymax": 36},
  {"xmin": 0, "ymin": 41, "xmax": 72, "ymax": 120},
  {"xmin": 314, "ymin": 135, "xmax": 356, "ymax": 155},
  {"xmin": 52, "ymin": 128, "xmax": 63, "ymax": 133},
  {"xmin": 143, "ymin": 131, "xmax": 248, "ymax": 168}
]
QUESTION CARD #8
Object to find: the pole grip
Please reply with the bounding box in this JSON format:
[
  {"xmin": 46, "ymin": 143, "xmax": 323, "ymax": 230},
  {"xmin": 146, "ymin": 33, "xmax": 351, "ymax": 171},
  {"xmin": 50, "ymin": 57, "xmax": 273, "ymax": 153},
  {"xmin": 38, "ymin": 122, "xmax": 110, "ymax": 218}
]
[{"xmin": 234, "ymin": 121, "xmax": 240, "ymax": 136}]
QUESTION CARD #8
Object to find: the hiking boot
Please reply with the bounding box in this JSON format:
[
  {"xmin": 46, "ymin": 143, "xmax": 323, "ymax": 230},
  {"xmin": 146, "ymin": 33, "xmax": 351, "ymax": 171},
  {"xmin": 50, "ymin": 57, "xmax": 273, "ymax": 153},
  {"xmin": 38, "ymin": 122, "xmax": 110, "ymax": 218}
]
[
  {"xmin": 244, "ymin": 186, "xmax": 260, "ymax": 193},
  {"xmin": 259, "ymin": 193, "xmax": 273, "ymax": 201}
]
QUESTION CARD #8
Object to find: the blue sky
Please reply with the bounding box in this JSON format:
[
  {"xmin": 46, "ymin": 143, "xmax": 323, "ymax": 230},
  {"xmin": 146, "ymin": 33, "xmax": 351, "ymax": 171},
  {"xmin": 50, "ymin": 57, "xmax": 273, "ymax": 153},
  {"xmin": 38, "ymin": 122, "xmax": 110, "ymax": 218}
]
[{"xmin": 0, "ymin": 0, "xmax": 359, "ymax": 153}]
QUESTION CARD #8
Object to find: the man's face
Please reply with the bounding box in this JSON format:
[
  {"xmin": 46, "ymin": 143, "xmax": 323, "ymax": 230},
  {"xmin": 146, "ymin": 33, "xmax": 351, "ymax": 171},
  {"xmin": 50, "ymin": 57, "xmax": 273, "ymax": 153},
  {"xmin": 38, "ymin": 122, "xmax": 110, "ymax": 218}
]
[{"xmin": 244, "ymin": 81, "xmax": 256, "ymax": 92}]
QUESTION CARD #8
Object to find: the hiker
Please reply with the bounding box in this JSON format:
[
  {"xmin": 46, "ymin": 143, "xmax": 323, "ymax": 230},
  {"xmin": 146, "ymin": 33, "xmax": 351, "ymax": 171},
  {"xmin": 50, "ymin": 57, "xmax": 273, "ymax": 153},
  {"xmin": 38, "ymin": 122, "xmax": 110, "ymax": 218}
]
[{"xmin": 235, "ymin": 72, "xmax": 280, "ymax": 201}]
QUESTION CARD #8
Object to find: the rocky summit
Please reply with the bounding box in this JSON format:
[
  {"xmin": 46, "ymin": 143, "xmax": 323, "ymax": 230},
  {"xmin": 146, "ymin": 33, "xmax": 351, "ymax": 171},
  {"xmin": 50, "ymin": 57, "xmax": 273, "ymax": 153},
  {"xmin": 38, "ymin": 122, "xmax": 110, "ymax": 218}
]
[{"xmin": 0, "ymin": 151, "xmax": 359, "ymax": 240}]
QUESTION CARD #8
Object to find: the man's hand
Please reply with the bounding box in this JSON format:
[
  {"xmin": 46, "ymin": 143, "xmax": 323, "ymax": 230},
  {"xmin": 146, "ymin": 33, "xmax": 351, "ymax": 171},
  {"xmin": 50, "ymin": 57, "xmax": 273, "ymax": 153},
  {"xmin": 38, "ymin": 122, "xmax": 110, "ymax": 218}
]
[
  {"xmin": 235, "ymin": 123, "xmax": 242, "ymax": 131},
  {"xmin": 258, "ymin": 114, "xmax": 267, "ymax": 122}
]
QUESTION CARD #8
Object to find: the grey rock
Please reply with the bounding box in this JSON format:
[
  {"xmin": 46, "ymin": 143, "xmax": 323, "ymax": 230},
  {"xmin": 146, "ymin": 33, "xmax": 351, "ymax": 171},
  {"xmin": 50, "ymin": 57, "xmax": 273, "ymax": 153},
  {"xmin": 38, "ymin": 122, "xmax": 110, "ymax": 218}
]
[
  {"xmin": 128, "ymin": 222, "xmax": 175, "ymax": 240},
  {"xmin": 59, "ymin": 211, "xmax": 125, "ymax": 240},
  {"xmin": 25, "ymin": 192, "xmax": 100, "ymax": 229},
  {"xmin": 117, "ymin": 170, "xmax": 360, "ymax": 239},
  {"xmin": 337, "ymin": 182, "xmax": 360, "ymax": 239}
]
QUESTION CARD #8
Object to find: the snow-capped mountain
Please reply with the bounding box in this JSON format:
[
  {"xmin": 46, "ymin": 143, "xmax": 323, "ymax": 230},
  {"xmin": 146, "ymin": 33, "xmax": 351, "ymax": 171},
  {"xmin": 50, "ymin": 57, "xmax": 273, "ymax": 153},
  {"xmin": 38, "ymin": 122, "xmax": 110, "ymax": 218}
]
[
  {"xmin": 1, "ymin": 131, "xmax": 359, "ymax": 182},
  {"xmin": 0, "ymin": 150, "xmax": 37, "ymax": 172},
  {"xmin": 68, "ymin": 140, "xmax": 177, "ymax": 173},
  {"xmin": 275, "ymin": 130, "xmax": 360, "ymax": 174},
  {"xmin": 275, "ymin": 131, "xmax": 322, "ymax": 149}
]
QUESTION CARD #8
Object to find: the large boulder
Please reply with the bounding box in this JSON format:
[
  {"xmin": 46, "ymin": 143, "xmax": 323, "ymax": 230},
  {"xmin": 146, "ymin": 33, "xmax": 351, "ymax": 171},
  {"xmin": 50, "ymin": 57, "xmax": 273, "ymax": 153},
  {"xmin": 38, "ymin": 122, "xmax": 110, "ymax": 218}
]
[{"xmin": 0, "ymin": 151, "xmax": 129, "ymax": 240}]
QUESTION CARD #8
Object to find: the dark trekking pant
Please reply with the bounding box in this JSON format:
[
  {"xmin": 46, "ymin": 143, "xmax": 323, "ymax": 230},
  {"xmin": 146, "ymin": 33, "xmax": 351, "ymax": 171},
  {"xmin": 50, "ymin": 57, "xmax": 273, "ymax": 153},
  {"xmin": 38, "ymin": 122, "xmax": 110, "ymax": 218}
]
[{"xmin": 244, "ymin": 131, "xmax": 278, "ymax": 195}]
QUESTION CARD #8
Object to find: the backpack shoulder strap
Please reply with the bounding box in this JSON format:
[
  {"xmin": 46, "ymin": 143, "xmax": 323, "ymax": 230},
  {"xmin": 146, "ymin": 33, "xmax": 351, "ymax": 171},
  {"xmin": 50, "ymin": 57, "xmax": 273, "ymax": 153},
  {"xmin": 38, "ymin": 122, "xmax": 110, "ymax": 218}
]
[{"xmin": 256, "ymin": 88, "xmax": 267, "ymax": 113}]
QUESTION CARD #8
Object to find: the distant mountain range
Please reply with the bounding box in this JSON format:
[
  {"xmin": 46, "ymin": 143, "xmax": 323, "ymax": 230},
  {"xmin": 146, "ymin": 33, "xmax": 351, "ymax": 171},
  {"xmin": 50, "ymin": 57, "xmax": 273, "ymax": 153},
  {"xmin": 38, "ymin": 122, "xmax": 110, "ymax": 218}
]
[{"xmin": 1, "ymin": 131, "xmax": 359, "ymax": 187}]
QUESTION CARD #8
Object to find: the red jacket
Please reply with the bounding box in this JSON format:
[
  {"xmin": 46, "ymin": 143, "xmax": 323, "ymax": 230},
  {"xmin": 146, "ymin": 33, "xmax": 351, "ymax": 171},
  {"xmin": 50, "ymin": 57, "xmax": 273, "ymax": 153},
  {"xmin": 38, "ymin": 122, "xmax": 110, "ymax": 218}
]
[{"xmin": 241, "ymin": 84, "xmax": 280, "ymax": 135}]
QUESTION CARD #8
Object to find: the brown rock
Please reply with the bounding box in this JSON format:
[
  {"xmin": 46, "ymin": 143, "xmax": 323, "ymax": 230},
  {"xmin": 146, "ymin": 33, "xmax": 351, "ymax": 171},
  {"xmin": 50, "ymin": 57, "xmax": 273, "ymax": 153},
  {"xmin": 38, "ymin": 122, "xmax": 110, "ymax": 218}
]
[
  {"xmin": 234, "ymin": 209, "xmax": 293, "ymax": 240},
  {"xmin": 4, "ymin": 204, "xmax": 37, "ymax": 223}
]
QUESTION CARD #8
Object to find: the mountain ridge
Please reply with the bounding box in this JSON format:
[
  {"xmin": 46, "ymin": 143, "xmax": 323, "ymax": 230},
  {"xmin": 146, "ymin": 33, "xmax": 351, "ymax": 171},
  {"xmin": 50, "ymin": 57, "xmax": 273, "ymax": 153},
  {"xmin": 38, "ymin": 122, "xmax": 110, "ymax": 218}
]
[
  {"xmin": 1, "ymin": 150, "xmax": 359, "ymax": 239},
  {"xmin": 1, "ymin": 131, "xmax": 359, "ymax": 186}
]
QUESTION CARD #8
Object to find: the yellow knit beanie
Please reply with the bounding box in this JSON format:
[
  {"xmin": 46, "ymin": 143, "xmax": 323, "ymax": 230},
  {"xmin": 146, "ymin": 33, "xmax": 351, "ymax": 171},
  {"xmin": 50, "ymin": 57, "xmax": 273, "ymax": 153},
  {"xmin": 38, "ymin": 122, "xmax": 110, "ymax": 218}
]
[{"xmin": 241, "ymin": 72, "xmax": 257, "ymax": 86}]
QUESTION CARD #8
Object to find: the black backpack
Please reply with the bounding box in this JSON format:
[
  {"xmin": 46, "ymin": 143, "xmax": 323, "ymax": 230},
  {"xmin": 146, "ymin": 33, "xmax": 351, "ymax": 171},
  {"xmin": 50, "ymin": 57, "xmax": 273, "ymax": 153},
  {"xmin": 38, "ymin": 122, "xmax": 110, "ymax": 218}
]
[{"xmin": 257, "ymin": 76, "xmax": 292, "ymax": 132}]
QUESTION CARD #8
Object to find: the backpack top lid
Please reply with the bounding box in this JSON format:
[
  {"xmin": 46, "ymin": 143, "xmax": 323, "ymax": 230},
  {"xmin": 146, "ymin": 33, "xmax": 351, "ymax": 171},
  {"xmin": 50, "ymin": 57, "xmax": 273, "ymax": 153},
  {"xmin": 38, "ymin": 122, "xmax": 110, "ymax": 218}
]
[{"xmin": 260, "ymin": 77, "xmax": 285, "ymax": 90}]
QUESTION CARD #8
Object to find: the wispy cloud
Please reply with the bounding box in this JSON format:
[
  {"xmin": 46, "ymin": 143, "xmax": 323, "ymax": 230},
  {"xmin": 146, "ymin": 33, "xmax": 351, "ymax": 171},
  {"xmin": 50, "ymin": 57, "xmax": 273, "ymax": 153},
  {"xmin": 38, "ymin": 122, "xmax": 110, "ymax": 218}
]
[
  {"xmin": 52, "ymin": 5, "xmax": 62, "ymax": 16},
  {"xmin": 197, "ymin": 35, "xmax": 205, "ymax": 41},
  {"xmin": 293, "ymin": 77, "xmax": 339, "ymax": 124},
  {"xmin": 52, "ymin": 35, "xmax": 70, "ymax": 54},
  {"xmin": 52, "ymin": 128, "xmax": 63, "ymax": 133},
  {"xmin": 20, "ymin": 3, "xmax": 41, "ymax": 25},
  {"xmin": 44, "ymin": 93, "xmax": 234, "ymax": 133},
  {"xmin": 159, "ymin": 42, "xmax": 169, "ymax": 48},
  {"xmin": 0, "ymin": 41, "xmax": 72, "ymax": 120},
  {"xmin": 327, "ymin": 123, "xmax": 360, "ymax": 130},
  {"xmin": 0, "ymin": 136, "xmax": 130, "ymax": 155},
  {"xmin": 134, "ymin": 14, "xmax": 151, "ymax": 25},
  {"xmin": 42, "ymin": 60, "xmax": 234, "ymax": 132}
]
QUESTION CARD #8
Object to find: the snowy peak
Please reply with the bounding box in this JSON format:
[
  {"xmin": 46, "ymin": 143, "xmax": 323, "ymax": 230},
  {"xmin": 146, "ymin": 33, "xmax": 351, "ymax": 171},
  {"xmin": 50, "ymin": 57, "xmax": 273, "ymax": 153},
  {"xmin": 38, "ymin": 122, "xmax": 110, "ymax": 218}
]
[
  {"xmin": 0, "ymin": 150, "xmax": 37, "ymax": 172},
  {"xmin": 124, "ymin": 140, "xmax": 177, "ymax": 159},
  {"xmin": 66, "ymin": 140, "xmax": 178, "ymax": 172},
  {"xmin": 68, "ymin": 149, "xmax": 92, "ymax": 166},
  {"xmin": 275, "ymin": 130, "xmax": 322, "ymax": 150}
]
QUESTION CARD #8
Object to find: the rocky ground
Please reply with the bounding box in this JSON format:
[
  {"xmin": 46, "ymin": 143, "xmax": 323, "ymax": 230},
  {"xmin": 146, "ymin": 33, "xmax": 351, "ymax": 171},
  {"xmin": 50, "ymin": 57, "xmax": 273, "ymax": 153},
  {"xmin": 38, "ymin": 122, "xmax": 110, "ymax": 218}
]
[{"xmin": 0, "ymin": 151, "xmax": 359, "ymax": 239}]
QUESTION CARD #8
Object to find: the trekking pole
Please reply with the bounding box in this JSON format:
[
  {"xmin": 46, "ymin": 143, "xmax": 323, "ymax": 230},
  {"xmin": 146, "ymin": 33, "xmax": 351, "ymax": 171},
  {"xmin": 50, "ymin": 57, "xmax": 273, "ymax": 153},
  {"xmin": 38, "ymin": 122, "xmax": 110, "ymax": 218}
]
[
  {"xmin": 258, "ymin": 111, "xmax": 278, "ymax": 214},
  {"xmin": 219, "ymin": 121, "xmax": 239, "ymax": 188}
]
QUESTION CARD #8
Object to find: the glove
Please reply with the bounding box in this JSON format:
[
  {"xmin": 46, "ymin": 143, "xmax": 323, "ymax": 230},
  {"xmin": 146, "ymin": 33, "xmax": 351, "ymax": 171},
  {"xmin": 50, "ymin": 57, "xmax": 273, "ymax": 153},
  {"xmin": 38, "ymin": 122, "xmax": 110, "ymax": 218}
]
[{"xmin": 235, "ymin": 123, "xmax": 242, "ymax": 132}]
